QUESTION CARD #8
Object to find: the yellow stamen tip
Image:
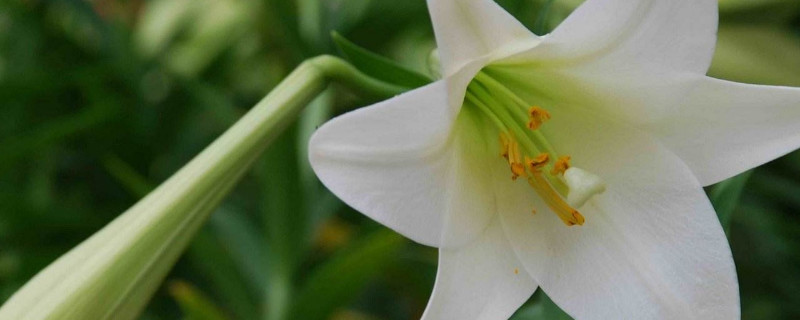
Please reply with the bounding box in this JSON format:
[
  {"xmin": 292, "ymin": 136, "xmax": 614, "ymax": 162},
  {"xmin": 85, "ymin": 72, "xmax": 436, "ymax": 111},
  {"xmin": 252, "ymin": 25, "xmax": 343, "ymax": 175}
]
[
  {"xmin": 499, "ymin": 133, "xmax": 510, "ymax": 159},
  {"xmin": 571, "ymin": 211, "xmax": 585, "ymax": 226},
  {"xmin": 560, "ymin": 210, "xmax": 585, "ymax": 226},
  {"xmin": 552, "ymin": 155, "xmax": 571, "ymax": 175},
  {"xmin": 527, "ymin": 106, "xmax": 551, "ymax": 130},
  {"xmin": 510, "ymin": 163, "xmax": 526, "ymax": 180},
  {"xmin": 526, "ymin": 153, "xmax": 550, "ymax": 171},
  {"xmin": 501, "ymin": 132, "xmax": 528, "ymax": 180},
  {"xmin": 514, "ymin": 268, "xmax": 519, "ymax": 275}
]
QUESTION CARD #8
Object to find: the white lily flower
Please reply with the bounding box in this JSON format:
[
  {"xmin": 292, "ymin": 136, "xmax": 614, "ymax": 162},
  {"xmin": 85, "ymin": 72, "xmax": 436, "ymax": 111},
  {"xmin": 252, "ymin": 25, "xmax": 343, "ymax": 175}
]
[{"xmin": 309, "ymin": 0, "xmax": 800, "ymax": 319}]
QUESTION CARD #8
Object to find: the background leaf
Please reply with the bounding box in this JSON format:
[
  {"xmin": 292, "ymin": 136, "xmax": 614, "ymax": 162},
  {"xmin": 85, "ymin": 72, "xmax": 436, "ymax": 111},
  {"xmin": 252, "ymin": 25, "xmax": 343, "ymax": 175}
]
[
  {"xmin": 332, "ymin": 31, "xmax": 432, "ymax": 88},
  {"xmin": 709, "ymin": 171, "xmax": 754, "ymax": 235},
  {"xmin": 288, "ymin": 230, "xmax": 406, "ymax": 320}
]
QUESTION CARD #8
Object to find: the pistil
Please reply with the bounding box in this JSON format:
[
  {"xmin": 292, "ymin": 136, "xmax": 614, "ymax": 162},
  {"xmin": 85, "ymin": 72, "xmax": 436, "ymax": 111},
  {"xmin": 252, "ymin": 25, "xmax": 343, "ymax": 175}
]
[
  {"xmin": 527, "ymin": 157, "xmax": 586, "ymax": 226},
  {"xmin": 465, "ymin": 71, "xmax": 603, "ymax": 226}
]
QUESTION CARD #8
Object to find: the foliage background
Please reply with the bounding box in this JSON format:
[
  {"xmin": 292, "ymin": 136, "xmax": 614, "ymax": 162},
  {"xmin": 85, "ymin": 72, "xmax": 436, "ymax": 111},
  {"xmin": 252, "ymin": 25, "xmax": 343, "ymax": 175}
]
[{"xmin": 1, "ymin": 0, "xmax": 799, "ymax": 319}]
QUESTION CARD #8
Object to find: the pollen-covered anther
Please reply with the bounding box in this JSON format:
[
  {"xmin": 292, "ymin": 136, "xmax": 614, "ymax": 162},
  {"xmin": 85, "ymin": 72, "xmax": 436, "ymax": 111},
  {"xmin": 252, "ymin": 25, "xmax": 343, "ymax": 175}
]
[
  {"xmin": 552, "ymin": 155, "xmax": 571, "ymax": 175},
  {"xmin": 527, "ymin": 168, "xmax": 586, "ymax": 227},
  {"xmin": 510, "ymin": 163, "xmax": 526, "ymax": 180},
  {"xmin": 501, "ymin": 133, "xmax": 527, "ymax": 180},
  {"xmin": 571, "ymin": 210, "xmax": 586, "ymax": 225},
  {"xmin": 499, "ymin": 133, "xmax": 510, "ymax": 159},
  {"xmin": 525, "ymin": 153, "xmax": 550, "ymax": 172},
  {"xmin": 527, "ymin": 106, "xmax": 551, "ymax": 130}
]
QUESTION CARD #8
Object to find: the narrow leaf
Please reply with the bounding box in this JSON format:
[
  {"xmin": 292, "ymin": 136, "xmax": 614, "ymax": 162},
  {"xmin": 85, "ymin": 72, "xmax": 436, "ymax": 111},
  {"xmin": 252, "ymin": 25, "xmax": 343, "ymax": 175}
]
[
  {"xmin": 532, "ymin": 0, "xmax": 556, "ymax": 35},
  {"xmin": 188, "ymin": 228, "xmax": 261, "ymax": 320},
  {"xmin": 709, "ymin": 170, "xmax": 753, "ymax": 235},
  {"xmin": 288, "ymin": 229, "xmax": 405, "ymax": 320},
  {"xmin": 332, "ymin": 31, "xmax": 432, "ymax": 88},
  {"xmin": 512, "ymin": 291, "xmax": 572, "ymax": 320},
  {"xmin": 168, "ymin": 281, "xmax": 230, "ymax": 320}
]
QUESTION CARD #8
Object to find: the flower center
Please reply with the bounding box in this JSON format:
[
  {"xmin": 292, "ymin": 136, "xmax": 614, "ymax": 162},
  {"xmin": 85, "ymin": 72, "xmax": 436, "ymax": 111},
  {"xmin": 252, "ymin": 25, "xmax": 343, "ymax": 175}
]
[{"xmin": 464, "ymin": 71, "xmax": 606, "ymax": 226}]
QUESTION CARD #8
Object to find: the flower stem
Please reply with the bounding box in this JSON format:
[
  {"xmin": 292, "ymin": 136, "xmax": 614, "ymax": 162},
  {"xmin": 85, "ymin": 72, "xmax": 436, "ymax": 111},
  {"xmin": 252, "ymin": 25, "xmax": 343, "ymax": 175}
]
[{"xmin": 0, "ymin": 56, "xmax": 406, "ymax": 320}]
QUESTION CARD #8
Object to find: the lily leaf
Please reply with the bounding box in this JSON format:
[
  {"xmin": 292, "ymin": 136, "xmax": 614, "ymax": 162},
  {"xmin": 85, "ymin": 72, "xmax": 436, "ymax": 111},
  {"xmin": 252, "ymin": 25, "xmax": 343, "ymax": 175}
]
[
  {"xmin": 288, "ymin": 229, "xmax": 405, "ymax": 320},
  {"xmin": 262, "ymin": 126, "xmax": 307, "ymax": 320},
  {"xmin": 511, "ymin": 291, "xmax": 572, "ymax": 320},
  {"xmin": 332, "ymin": 31, "xmax": 432, "ymax": 88},
  {"xmin": 188, "ymin": 228, "xmax": 260, "ymax": 320},
  {"xmin": 168, "ymin": 281, "xmax": 230, "ymax": 320},
  {"xmin": 710, "ymin": 25, "xmax": 800, "ymax": 88},
  {"xmin": 709, "ymin": 170, "xmax": 753, "ymax": 235},
  {"xmin": 532, "ymin": 0, "xmax": 557, "ymax": 35}
]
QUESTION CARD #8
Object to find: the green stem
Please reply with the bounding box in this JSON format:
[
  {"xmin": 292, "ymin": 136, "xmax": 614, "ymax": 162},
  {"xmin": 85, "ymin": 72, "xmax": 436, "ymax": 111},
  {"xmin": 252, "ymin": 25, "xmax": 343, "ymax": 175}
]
[
  {"xmin": 308, "ymin": 55, "xmax": 408, "ymax": 99},
  {"xmin": 0, "ymin": 56, "xmax": 404, "ymax": 320}
]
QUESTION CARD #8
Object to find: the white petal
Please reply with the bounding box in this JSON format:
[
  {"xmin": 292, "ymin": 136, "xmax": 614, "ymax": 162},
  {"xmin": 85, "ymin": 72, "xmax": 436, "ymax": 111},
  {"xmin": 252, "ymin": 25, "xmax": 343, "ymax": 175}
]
[
  {"xmin": 485, "ymin": 66, "xmax": 800, "ymax": 187},
  {"xmin": 494, "ymin": 106, "xmax": 738, "ymax": 319},
  {"xmin": 427, "ymin": 0, "xmax": 540, "ymax": 77},
  {"xmin": 422, "ymin": 218, "xmax": 537, "ymax": 320},
  {"xmin": 309, "ymin": 81, "xmax": 494, "ymax": 247},
  {"xmin": 504, "ymin": 0, "xmax": 717, "ymax": 74},
  {"xmin": 646, "ymin": 76, "xmax": 800, "ymax": 185}
]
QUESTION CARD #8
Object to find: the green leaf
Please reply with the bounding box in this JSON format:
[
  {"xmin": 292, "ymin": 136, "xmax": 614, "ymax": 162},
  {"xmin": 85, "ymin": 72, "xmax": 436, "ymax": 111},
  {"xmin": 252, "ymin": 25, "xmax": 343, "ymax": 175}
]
[
  {"xmin": 0, "ymin": 107, "xmax": 116, "ymax": 174},
  {"xmin": 168, "ymin": 280, "xmax": 231, "ymax": 320},
  {"xmin": 329, "ymin": 0, "xmax": 375, "ymax": 34},
  {"xmin": 101, "ymin": 154, "xmax": 154, "ymax": 198},
  {"xmin": 710, "ymin": 25, "xmax": 800, "ymax": 87},
  {"xmin": 719, "ymin": 0, "xmax": 800, "ymax": 23},
  {"xmin": 207, "ymin": 211, "xmax": 268, "ymax": 292},
  {"xmin": 532, "ymin": 0, "xmax": 556, "ymax": 35},
  {"xmin": 296, "ymin": 91, "xmax": 345, "ymax": 230},
  {"xmin": 709, "ymin": 170, "xmax": 753, "ymax": 235},
  {"xmin": 288, "ymin": 229, "xmax": 406, "ymax": 320},
  {"xmin": 512, "ymin": 291, "xmax": 572, "ymax": 320},
  {"xmin": 188, "ymin": 228, "xmax": 261, "ymax": 320},
  {"xmin": 262, "ymin": 126, "xmax": 307, "ymax": 320},
  {"xmin": 332, "ymin": 31, "xmax": 432, "ymax": 88}
]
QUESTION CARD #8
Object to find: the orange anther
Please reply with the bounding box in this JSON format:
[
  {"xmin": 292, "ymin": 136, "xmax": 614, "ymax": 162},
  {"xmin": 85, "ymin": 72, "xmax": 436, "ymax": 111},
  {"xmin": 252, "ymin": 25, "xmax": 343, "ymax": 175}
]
[
  {"xmin": 527, "ymin": 106, "xmax": 551, "ymax": 130},
  {"xmin": 552, "ymin": 155, "xmax": 571, "ymax": 175}
]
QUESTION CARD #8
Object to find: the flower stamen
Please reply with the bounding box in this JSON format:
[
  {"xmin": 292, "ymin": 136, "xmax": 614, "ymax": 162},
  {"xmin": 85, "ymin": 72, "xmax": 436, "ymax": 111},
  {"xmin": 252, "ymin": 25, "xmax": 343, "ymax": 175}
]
[
  {"xmin": 520, "ymin": 152, "xmax": 585, "ymax": 226},
  {"xmin": 501, "ymin": 133, "xmax": 527, "ymax": 180},
  {"xmin": 499, "ymin": 133, "xmax": 510, "ymax": 160},
  {"xmin": 527, "ymin": 172, "xmax": 586, "ymax": 226},
  {"xmin": 552, "ymin": 156, "xmax": 571, "ymax": 175},
  {"xmin": 525, "ymin": 153, "xmax": 550, "ymax": 170},
  {"xmin": 477, "ymin": 71, "xmax": 599, "ymax": 227},
  {"xmin": 527, "ymin": 106, "xmax": 551, "ymax": 130}
]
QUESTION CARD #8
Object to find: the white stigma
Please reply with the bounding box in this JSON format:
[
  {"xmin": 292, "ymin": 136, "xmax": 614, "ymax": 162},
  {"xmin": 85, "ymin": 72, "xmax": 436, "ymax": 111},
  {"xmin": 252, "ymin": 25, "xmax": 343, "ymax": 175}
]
[{"xmin": 564, "ymin": 167, "xmax": 606, "ymax": 208}]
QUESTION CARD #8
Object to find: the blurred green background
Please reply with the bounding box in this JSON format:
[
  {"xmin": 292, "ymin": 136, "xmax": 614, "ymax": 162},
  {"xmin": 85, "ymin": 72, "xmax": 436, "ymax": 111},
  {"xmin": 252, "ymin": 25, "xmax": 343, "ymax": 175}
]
[{"xmin": 1, "ymin": 0, "xmax": 799, "ymax": 319}]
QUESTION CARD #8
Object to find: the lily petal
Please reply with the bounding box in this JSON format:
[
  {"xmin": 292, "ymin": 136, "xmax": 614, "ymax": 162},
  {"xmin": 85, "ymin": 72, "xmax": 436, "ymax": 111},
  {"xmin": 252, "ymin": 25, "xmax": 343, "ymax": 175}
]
[
  {"xmin": 496, "ymin": 106, "xmax": 738, "ymax": 319},
  {"xmin": 485, "ymin": 64, "xmax": 800, "ymax": 187},
  {"xmin": 507, "ymin": 0, "xmax": 717, "ymax": 74},
  {"xmin": 422, "ymin": 218, "xmax": 537, "ymax": 320},
  {"xmin": 427, "ymin": 0, "xmax": 539, "ymax": 77},
  {"xmin": 309, "ymin": 81, "xmax": 494, "ymax": 247},
  {"xmin": 647, "ymin": 76, "xmax": 800, "ymax": 185}
]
